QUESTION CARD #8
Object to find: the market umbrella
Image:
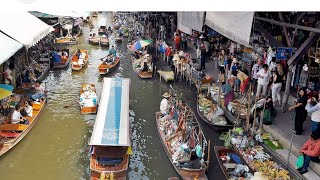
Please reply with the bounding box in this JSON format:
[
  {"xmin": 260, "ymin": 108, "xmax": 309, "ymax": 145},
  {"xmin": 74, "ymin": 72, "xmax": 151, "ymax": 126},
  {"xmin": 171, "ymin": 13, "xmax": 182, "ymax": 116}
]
[
  {"xmin": 130, "ymin": 40, "xmax": 152, "ymax": 51},
  {"xmin": 0, "ymin": 84, "xmax": 14, "ymax": 99}
]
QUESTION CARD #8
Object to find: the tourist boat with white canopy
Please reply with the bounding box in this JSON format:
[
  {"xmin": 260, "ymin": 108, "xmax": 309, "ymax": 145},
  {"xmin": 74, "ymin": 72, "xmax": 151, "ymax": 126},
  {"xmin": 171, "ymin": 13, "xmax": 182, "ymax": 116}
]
[{"xmin": 89, "ymin": 78, "xmax": 131, "ymax": 180}]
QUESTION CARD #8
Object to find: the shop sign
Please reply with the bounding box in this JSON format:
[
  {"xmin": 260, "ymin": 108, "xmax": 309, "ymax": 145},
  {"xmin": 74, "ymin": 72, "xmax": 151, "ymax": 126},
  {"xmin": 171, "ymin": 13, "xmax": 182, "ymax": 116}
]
[{"xmin": 276, "ymin": 47, "xmax": 293, "ymax": 60}]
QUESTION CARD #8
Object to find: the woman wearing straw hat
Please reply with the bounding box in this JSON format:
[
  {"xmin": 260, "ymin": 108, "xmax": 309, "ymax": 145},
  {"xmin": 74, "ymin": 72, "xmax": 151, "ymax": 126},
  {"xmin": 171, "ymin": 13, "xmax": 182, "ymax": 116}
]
[{"xmin": 160, "ymin": 92, "xmax": 171, "ymax": 116}]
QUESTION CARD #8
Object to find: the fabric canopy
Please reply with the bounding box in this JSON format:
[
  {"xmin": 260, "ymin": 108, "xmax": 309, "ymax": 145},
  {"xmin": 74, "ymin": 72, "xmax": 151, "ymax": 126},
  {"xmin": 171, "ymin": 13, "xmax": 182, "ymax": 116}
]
[
  {"xmin": 37, "ymin": 11, "xmax": 84, "ymax": 18},
  {"xmin": 0, "ymin": 32, "xmax": 23, "ymax": 65},
  {"xmin": 177, "ymin": 12, "xmax": 192, "ymax": 35},
  {"xmin": 90, "ymin": 78, "xmax": 130, "ymax": 146},
  {"xmin": 0, "ymin": 12, "xmax": 54, "ymax": 49},
  {"xmin": 205, "ymin": 12, "xmax": 254, "ymax": 47},
  {"xmin": 181, "ymin": 12, "xmax": 204, "ymax": 32}
]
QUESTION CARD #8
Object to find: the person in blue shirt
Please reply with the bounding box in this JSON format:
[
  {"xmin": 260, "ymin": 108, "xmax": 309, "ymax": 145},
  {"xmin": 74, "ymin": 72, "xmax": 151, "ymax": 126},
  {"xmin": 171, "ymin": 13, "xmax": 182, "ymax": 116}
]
[{"xmin": 109, "ymin": 45, "xmax": 116, "ymax": 57}]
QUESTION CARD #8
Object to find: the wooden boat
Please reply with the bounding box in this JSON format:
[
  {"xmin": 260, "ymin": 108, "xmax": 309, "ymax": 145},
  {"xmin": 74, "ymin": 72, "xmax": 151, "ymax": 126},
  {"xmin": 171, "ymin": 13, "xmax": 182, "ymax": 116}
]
[
  {"xmin": 53, "ymin": 50, "xmax": 71, "ymax": 69},
  {"xmin": 155, "ymin": 92, "xmax": 208, "ymax": 180},
  {"xmin": 214, "ymin": 146, "xmax": 255, "ymax": 179},
  {"xmin": 80, "ymin": 84, "xmax": 98, "ymax": 114},
  {"xmin": 197, "ymin": 94, "xmax": 234, "ymax": 132},
  {"xmin": 89, "ymin": 36, "xmax": 100, "ymax": 45},
  {"xmin": 0, "ymin": 98, "xmax": 46, "ymax": 156},
  {"xmin": 132, "ymin": 55, "xmax": 153, "ymax": 79},
  {"xmin": 54, "ymin": 36, "xmax": 78, "ymax": 45},
  {"xmin": 71, "ymin": 49, "xmax": 89, "ymax": 71},
  {"xmin": 90, "ymin": 78, "xmax": 131, "ymax": 180},
  {"xmin": 100, "ymin": 37, "xmax": 109, "ymax": 47},
  {"xmin": 98, "ymin": 57, "xmax": 120, "ymax": 75}
]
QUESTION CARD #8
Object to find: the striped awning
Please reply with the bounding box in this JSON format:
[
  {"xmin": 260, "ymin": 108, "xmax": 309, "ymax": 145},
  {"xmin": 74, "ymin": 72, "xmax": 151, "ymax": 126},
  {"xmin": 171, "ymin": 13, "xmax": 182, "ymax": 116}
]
[{"xmin": 90, "ymin": 78, "xmax": 130, "ymax": 146}]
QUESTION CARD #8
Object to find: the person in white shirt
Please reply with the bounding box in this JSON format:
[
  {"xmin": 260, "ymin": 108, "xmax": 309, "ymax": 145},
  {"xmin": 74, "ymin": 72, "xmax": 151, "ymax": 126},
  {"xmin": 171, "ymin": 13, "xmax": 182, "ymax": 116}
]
[
  {"xmin": 266, "ymin": 47, "xmax": 275, "ymax": 66},
  {"xmin": 24, "ymin": 100, "xmax": 33, "ymax": 117},
  {"xmin": 256, "ymin": 64, "xmax": 271, "ymax": 99},
  {"xmin": 30, "ymin": 80, "xmax": 46, "ymax": 102},
  {"xmin": 11, "ymin": 105, "xmax": 29, "ymax": 124},
  {"xmin": 305, "ymin": 97, "xmax": 320, "ymax": 133},
  {"xmin": 160, "ymin": 92, "xmax": 170, "ymax": 115}
]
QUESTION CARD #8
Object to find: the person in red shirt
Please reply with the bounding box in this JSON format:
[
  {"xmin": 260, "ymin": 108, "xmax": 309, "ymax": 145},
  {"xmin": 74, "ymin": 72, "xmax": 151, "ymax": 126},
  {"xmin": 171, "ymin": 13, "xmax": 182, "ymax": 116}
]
[
  {"xmin": 165, "ymin": 46, "xmax": 172, "ymax": 63},
  {"xmin": 298, "ymin": 131, "xmax": 320, "ymax": 174},
  {"xmin": 174, "ymin": 34, "xmax": 181, "ymax": 51}
]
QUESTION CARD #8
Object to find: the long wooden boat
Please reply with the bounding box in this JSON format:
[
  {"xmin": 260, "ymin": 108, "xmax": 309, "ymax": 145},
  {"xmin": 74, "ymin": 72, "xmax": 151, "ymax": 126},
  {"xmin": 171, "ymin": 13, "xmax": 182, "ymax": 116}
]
[
  {"xmin": 214, "ymin": 146, "xmax": 255, "ymax": 179},
  {"xmin": 53, "ymin": 50, "xmax": 71, "ymax": 69},
  {"xmin": 90, "ymin": 78, "xmax": 131, "ymax": 180},
  {"xmin": 132, "ymin": 55, "xmax": 153, "ymax": 79},
  {"xmin": 80, "ymin": 84, "xmax": 98, "ymax": 114},
  {"xmin": 89, "ymin": 36, "xmax": 100, "ymax": 45},
  {"xmin": 98, "ymin": 57, "xmax": 120, "ymax": 75},
  {"xmin": 100, "ymin": 37, "xmax": 109, "ymax": 47},
  {"xmin": 197, "ymin": 94, "xmax": 234, "ymax": 132},
  {"xmin": 155, "ymin": 92, "xmax": 208, "ymax": 180},
  {"xmin": 71, "ymin": 49, "xmax": 89, "ymax": 71},
  {"xmin": 54, "ymin": 36, "xmax": 78, "ymax": 45},
  {"xmin": 0, "ymin": 98, "xmax": 46, "ymax": 156}
]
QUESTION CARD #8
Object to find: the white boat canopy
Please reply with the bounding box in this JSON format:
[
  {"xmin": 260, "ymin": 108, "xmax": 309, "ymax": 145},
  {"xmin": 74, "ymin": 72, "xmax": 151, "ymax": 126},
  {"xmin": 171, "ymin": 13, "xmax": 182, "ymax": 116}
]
[
  {"xmin": 0, "ymin": 12, "xmax": 54, "ymax": 49},
  {"xmin": 0, "ymin": 32, "xmax": 23, "ymax": 65},
  {"xmin": 205, "ymin": 12, "xmax": 254, "ymax": 47},
  {"xmin": 90, "ymin": 78, "xmax": 130, "ymax": 147}
]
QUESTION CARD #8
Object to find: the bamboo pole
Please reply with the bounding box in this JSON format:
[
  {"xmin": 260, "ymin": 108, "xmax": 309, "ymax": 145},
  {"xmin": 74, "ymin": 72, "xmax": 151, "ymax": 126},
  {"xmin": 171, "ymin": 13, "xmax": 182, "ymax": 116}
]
[
  {"xmin": 206, "ymin": 140, "xmax": 211, "ymax": 172},
  {"xmin": 246, "ymin": 85, "xmax": 252, "ymax": 131},
  {"xmin": 252, "ymin": 92, "xmax": 258, "ymax": 133}
]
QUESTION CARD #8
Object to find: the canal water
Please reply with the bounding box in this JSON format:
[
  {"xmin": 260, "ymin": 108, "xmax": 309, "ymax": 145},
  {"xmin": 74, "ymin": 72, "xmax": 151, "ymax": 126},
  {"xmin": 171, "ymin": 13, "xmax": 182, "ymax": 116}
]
[{"xmin": 0, "ymin": 12, "xmax": 224, "ymax": 180}]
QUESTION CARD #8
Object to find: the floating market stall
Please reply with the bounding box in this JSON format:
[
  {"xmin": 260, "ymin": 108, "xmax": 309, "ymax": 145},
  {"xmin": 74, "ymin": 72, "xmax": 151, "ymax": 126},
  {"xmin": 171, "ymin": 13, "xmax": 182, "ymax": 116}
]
[{"xmin": 219, "ymin": 128, "xmax": 303, "ymax": 180}]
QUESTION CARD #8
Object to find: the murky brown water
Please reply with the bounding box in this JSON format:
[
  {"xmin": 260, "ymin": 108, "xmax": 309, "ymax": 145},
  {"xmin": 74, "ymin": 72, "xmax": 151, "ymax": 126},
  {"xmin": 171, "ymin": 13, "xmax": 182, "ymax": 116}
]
[{"xmin": 0, "ymin": 12, "xmax": 184, "ymax": 180}]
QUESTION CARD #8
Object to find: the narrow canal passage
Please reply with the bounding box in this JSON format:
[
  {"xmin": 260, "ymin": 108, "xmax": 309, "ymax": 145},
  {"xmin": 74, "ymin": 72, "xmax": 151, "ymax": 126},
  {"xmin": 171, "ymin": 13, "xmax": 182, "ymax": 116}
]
[{"xmin": 0, "ymin": 12, "xmax": 224, "ymax": 180}]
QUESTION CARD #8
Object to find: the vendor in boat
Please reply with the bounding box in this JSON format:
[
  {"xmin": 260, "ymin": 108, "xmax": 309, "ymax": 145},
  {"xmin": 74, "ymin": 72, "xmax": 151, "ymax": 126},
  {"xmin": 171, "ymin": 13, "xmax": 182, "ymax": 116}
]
[
  {"xmin": 11, "ymin": 105, "xmax": 29, "ymax": 125},
  {"xmin": 105, "ymin": 54, "xmax": 114, "ymax": 64},
  {"xmin": 178, "ymin": 150, "xmax": 202, "ymax": 169},
  {"xmin": 134, "ymin": 51, "xmax": 140, "ymax": 59},
  {"xmin": 76, "ymin": 49, "xmax": 81, "ymax": 58},
  {"xmin": 109, "ymin": 45, "xmax": 117, "ymax": 59},
  {"xmin": 21, "ymin": 100, "xmax": 33, "ymax": 117},
  {"xmin": 160, "ymin": 92, "xmax": 171, "ymax": 116},
  {"xmin": 142, "ymin": 57, "xmax": 149, "ymax": 72},
  {"xmin": 79, "ymin": 90, "xmax": 97, "ymax": 107},
  {"xmin": 108, "ymin": 26, "xmax": 113, "ymax": 33},
  {"xmin": 30, "ymin": 80, "xmax": 47, "ymax": 102},
  {"xmin": 221, "ymin": 79, "xmax": 234, "ymax": 107}
]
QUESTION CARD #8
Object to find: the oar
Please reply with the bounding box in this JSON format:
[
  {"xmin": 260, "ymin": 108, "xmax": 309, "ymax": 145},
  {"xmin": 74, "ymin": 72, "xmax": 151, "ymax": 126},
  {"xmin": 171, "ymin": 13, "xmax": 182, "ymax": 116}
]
[{"xmin": 63, "ymin": 101, "xmax": 78, "ymax": 108}]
